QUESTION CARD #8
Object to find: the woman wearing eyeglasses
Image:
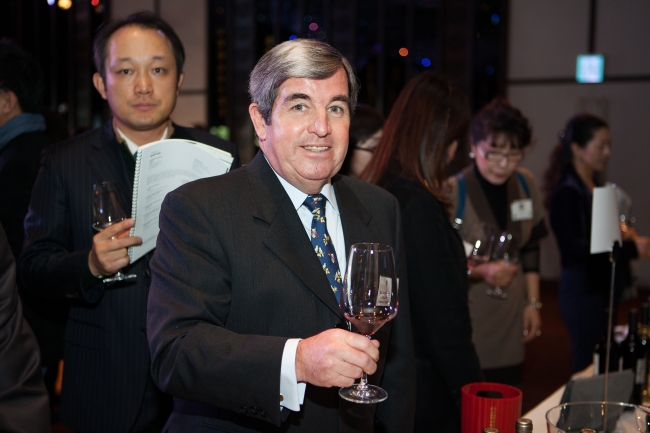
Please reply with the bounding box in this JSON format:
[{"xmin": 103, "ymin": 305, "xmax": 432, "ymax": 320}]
[
  {"xmin": 445, "ymin": 98, "xmax": 547, "ymax": 387},
  {"xmin": 363, "ymin": 72, "xmax": 482, "ymax": 432}
]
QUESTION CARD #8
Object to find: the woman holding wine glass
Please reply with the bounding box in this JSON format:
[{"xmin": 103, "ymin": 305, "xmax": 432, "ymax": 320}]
[
  {"xmin": 544, "ymin": 114, "xmax": 650, "ymax": 373},
  {"xmin": 445, "ymin": 98, "xmax": 547, "ymax": 387},
  {"xmin": 362, "ymin": 71, "xmax": 482, "ymax": 432}
]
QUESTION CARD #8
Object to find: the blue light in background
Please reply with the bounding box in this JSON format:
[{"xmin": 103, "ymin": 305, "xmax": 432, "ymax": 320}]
[
  {"xmin": 486, "ymin": 66, "xmax": 495, "ymax": 75},
  {"xmin": 373, "ymin": 43, "xmax": 382, "ymax": 51},
  {"xmin": 289, "ymin": 35, "xmax": 298, "ymax": 40},
  {"xmin": 491, "ymin": 14, "xmax": 500, "ymax": 25},
  {"xmin": 422, "ymin": 58, "xmax": 431, "ymax": 67},
  {"xmin": 47, "ymin": 0, "xmax": 55, "ymax": 5}
]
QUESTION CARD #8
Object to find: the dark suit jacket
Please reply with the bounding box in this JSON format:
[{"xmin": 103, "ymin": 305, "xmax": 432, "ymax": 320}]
[
  {"xmin": 0, "ymin": 223, "xmax": 50, "ymax": 433},
  {"xmin": 385, "ymin": 177, "xmax": 482, "ymax": 433},
  {"xmin": 18, "ymin": 120, "xmax": 239, "ymax": 433},
  {"xmin": 147, "ymin": 152, "xmax": 416, "ymax": 433}
]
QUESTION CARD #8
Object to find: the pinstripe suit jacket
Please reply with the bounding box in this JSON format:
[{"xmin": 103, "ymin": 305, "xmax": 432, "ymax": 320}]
[
  {"xmin": 147, "ymin": 152, "xmax": 416, "ymax": 433},
  {"xmin": 18, "ymin": 120, "xmax": 239, "ymax": 433}
]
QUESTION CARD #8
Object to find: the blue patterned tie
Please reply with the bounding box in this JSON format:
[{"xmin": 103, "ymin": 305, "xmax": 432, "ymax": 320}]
[{"xmin": 303, "ymin": 194, "xmax": 342, "ymax": 303}]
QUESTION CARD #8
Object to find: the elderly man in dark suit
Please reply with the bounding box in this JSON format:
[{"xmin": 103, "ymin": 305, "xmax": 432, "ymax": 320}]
[
  {"xmin": 147, "ymin": 39, "xmax": 416, "ymax": 433},
  {"xmin": 18, "ymin": 12, "xmax": 239, "ymax": 433}
]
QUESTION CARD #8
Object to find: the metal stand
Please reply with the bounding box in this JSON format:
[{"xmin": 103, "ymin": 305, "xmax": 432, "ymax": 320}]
[{"xmin": 604, "ymin": 241, "xmax": 621, "ymax": 401}]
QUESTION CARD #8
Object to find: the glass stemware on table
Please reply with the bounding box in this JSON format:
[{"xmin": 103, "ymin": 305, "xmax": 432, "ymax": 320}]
[
  {"xmin": 92, "ymin": 181, "xmax": 137, "ymax": 283},
  {"xmin": 546, "ymin": 401, "xmax": 650, "ymax": 432},
  {"xmin": 486, "ymin": 231, "xmax": 519, "ymax": 299},
  {"xmin": 339, "ymin": 243, "xmax": 398, "ymax": 404}
]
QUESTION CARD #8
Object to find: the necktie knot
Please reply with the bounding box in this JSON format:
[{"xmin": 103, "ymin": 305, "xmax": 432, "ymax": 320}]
[{"xmin": 303, "ymin": 194, "xmax": 325, "ymax": 212}]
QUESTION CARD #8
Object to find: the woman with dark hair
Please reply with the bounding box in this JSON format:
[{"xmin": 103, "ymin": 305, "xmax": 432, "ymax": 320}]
[
  {"xmin": 362, "ymin": 72, "xmax": 482, "ymax": 433},
  {"xmin": 445, "ymin": 98, "xmax": 547, "ymax": 386},
  {"xmin": 544, "ymin": 114, "xmax": 650, "ymax": 372},
  {"xmin": 339, "ymin": 104, "xmax": 385, "ymax": 177}
]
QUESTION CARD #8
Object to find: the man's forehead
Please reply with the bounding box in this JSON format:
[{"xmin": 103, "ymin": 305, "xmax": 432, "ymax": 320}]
[
  {"xmin": 274, "ymin": 72, "xmax": 349, "ymax": 105},
  {"xmin": 106, "ymin": 26, "xmax": 173, "ymax": 60}
]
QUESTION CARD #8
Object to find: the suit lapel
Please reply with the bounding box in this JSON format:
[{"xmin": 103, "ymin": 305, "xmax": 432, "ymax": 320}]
[
  {"xmin": 87, "ymin": 120, "xmax": 135, "ymax": 214},
  {"xmin": 247, "ymin": 153, "xmax": 342, "ymax": 317}
]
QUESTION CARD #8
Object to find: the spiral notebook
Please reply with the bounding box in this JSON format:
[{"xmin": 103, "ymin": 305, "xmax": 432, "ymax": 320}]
[{"xmin": 127, "ymin": 138, "xmax": 234, "ymax": 262}]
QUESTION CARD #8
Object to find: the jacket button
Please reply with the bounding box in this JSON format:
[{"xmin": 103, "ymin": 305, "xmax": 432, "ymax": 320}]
[
  {"xmin": 140, "ymin": 327, "xmax": 146, "ymax": 336},
  {"xmin": 248, "ymin": 406, "xmax": 258, "ymax": 415},
  {"xmin": 239, "ymin": 407, "xmax": 248, "ymax": 414},
  {"xmin": 143, "ymin": 269, "xmax": 151, "ymax": 278},
  {"xmin": 259, "ymin": 409, "xmax": 267, "ymax": 417}
]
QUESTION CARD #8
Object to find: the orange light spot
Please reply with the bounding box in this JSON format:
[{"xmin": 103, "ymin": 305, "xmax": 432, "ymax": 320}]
[{"xmin": 399, "ymin": 48, "xmax": 409, "ymax": 57}]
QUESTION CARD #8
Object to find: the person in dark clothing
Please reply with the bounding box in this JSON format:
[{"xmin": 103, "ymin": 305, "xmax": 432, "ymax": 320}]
[
  {"xmin": 544, "ymin": 114, "xmax": 650, "ymax": 372},
  {"xmin": 0, "ymin": 40, "xmax": 68, "ymax": 412},
  {"xmin": 18, "ymin": 12, "xmax": 239, "ymax": 433},
  {"xmin": 362, "ymin": 71, "xmax": 482, "ymax": 433},
  {"xmin": 0, "ymin": 222, "xmax": 51, "ymax": 432},
  {"xmin": 0, "ymin": 39, "xmax": 50, "ymax": 260},
  {"xmin": 339, "ymin": 104, "xmax": 385, "ymax": 178}
]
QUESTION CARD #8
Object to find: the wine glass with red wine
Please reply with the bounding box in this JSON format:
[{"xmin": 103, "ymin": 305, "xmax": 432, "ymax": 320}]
[
  {"xmin": 92, "ymin": 181, "xmax": 137, "ymax": 283},
  {"xmin": 339, "ymin": 242, "xmax": 398, "ymax": 404}
]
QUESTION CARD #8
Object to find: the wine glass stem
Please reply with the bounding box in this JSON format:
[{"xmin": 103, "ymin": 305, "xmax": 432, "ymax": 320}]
[{"xmin": 358, "ymin": 335, "xmax": 373, "ymax": 390}]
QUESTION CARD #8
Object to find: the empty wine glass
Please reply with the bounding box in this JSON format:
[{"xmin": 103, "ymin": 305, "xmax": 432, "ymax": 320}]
[
  {"xmin": 92, "ymin": 181, "xmax": 136, "ymax": 283},
  {"xmin": 339, "ymin": 242, "xmax": 398, "ymax": 404},
  {"xmin": 486, "ymin": 231, "xmax": 519, "ymax": 299},
  {"xmin": 465, "ymin": 222, "xmax": 496, "ymax": 273}
]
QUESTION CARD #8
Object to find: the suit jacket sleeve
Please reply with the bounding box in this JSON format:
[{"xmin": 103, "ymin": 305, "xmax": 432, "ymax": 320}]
[
  {"xmin": 147, "ymin": 188, "xmax": 288, "ymax": 426},
  {"xmin": 18, "ymin": 145, "xmax": 103, "ymax": 302},
  {"xmin": 374, "ymin": 196, "xmax": 416, "ymax": 433},
  {"xmin": 0, "ymin": 224, "xmax": 51, "ymax": 432}
]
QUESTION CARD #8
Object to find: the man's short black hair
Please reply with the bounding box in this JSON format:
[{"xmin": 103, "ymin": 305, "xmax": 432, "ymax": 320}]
[
  {"xmin": 0, "ymin": 39, "xmax": 44, "ymax": 114},
  {"xmin": 92, "ymin": 11, "xmax": 185, "ymax": 80}
]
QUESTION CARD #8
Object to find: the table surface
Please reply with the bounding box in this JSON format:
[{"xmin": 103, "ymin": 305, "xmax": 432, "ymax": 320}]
[{"xmin": 522, "ymin": 384, "xmax": 566, "ymax": 429}]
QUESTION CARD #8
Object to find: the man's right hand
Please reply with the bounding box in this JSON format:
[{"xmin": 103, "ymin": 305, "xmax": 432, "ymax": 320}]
[
  {"xmin": 88, "ymin": 219, "xmax": 142, "ymax": 277},
  {"xmin": 295, "ymin": 328, "xmax": 380, "ymax": 388}
]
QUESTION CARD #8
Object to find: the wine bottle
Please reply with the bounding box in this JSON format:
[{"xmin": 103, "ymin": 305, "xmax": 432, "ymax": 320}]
[
  {"xmin": 483, "ymin": 429, "xmax": 499, "ymax": 433},
  {"xmin": 640, "ymin": 303, "xmax": 650, "ymax": 405},
  {"xmin": 622, "ymin": 308, "xmax": 646, "ymax": 404},
  {"xmin": 515, "ymin": 417, "xmax": 533, "ymax": 432},
  {"xmin": 593, "ymin": 333, "xmax": 620, "ymax": 375}
]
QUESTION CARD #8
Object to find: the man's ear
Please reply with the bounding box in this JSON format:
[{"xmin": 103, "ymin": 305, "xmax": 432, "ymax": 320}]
[
  {"xmin": 248, "ymin": 103, "xmax": 267, "ymax": 142},
  {"xmin": 92, "ymin": 72, "xmax": 108, "ymax": 100},
  {"xmin": 176, "ymin": 71, "xmax": 185, "ymax": 95}
]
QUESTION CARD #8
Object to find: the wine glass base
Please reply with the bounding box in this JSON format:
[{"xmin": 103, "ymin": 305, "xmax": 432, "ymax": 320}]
[
  {"xmin": 486, "ymin": 288, "xmax": 508, "ymax": 299},
  {"xmin": 339, "ymin": 384, "xmax": 388, "ymax": 404},
  {"xmin": 103, "ymin": 272, "xmax": 137, "ymax": 283}
]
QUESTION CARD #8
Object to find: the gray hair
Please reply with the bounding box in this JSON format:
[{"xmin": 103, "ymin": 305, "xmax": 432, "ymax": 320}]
[{"xmin": 249, "ymin": 39, "xmax": 359, "ymax": 124}]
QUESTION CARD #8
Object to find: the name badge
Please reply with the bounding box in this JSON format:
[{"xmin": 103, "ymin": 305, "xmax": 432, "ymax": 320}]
[{"xmin": 511, "ymin": 199, "xmax": 533, "ymax": 221}]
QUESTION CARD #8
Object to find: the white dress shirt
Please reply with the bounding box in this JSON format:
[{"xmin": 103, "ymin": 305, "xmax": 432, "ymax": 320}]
[
  {"xmin": 269, "ymin": 160, "xmax": 347, "ymax": 411},
  {"xmin": 116, "ymin": 125, "xmax": 169, "ymax": 155}
]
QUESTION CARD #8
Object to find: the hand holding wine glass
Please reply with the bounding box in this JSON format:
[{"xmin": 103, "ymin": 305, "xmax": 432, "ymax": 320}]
[
  {"xmin": 339, "ymin": 242, "xmax": 398, "ymax": 404},
  {"xmin": 486, "ymin": 232, "xmax": 519, "ymax": 299},
  {"xmin": 90, "ymin": 182, "xmax": 141, "ymax": 282}
]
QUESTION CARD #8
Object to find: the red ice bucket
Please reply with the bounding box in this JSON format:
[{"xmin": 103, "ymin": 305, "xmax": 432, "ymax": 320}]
[{"xmin": 461, "ymin": 382, "xmax": 522, "ymax": 433}]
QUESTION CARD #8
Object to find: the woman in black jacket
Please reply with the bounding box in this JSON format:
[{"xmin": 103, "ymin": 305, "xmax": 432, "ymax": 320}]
[{"xmin": 362, "ymin": 72, "xmax": 482, "ymax": 433}]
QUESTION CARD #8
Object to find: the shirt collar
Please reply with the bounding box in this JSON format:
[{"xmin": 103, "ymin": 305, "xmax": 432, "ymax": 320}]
[
  {"xmin": 265, "ymin": 155, "xmax": 340, "ymax": 216},
  {"xmin": 115, "ymin": 123, "xmax": 170, "ymax": 156}
]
